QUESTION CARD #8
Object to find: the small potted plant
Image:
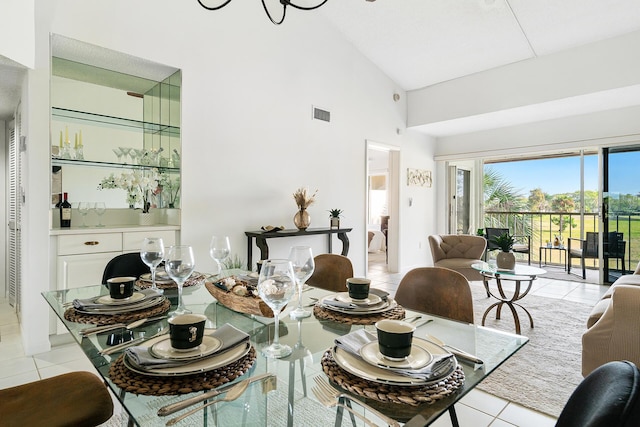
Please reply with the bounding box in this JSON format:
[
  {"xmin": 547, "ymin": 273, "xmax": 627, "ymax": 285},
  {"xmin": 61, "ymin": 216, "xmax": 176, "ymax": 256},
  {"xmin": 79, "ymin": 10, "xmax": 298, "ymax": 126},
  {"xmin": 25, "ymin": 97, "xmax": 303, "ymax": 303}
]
[
  {"xmin": 328, "ymin": 208, "xmax": 343, "ymax": 228},
  {"xmin": 490, "ymin": 231, "xmax": 516, "ymax": 270}
]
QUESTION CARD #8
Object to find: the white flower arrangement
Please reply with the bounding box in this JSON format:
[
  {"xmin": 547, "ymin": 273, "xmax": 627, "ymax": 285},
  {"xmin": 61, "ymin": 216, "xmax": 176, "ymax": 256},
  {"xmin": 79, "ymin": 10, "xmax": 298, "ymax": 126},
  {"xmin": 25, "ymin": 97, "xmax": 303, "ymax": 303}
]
[{"xmin": 98, "ymin": 169, "xmax": 160, "ymax": 213}]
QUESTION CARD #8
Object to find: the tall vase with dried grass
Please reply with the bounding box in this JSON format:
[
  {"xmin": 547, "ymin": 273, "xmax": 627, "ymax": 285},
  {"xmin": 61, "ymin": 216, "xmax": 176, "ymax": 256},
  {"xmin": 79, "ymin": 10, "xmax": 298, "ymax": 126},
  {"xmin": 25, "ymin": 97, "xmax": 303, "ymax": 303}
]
[{"xmin": 292, "ymin": 187, "xmax": 317, "ymax": 230}]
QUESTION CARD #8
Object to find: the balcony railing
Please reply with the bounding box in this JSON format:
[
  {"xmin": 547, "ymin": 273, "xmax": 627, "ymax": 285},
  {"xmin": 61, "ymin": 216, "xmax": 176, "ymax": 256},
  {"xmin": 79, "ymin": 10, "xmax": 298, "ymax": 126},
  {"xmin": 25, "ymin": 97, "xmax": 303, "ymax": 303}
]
[{"xmin": 484, "ymin": 211, "xmax": 637, "ymax": 274}]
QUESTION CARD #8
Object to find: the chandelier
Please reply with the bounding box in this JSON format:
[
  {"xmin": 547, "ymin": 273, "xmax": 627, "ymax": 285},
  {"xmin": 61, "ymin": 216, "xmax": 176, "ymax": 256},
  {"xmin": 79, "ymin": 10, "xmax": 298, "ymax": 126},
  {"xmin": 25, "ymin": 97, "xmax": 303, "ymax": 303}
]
[{"xmin": 197, "ymin": 0, "xmax": 329, "ymax": 25}]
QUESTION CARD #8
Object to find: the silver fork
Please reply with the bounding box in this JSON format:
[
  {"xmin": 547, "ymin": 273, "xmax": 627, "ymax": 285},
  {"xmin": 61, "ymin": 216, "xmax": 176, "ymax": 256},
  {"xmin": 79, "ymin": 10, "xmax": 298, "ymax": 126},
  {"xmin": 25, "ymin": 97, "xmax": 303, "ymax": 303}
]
[
  {"xmin": 313, "ymin": 376, "xmax": 401, "ymax": 427},
  {"xmin": 311, "ymin": 384, "xmax": 379, "ymax": 427}
]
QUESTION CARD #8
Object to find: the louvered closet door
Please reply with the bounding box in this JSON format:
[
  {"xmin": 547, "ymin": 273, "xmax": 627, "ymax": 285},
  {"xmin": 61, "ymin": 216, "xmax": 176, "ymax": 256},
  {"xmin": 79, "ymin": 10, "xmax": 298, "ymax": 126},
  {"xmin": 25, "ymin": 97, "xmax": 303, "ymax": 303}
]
[{"xmin": 7, "ymin": 111, "xmax": 21, "ymax": 311}]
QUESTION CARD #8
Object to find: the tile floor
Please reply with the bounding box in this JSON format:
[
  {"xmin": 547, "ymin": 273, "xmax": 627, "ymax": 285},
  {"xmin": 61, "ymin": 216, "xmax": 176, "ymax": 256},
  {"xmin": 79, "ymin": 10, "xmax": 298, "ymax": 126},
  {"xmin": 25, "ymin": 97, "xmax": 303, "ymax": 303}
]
[{"xmin": 0, "ymin": 255, "xmax": 608, "ymax": 426}]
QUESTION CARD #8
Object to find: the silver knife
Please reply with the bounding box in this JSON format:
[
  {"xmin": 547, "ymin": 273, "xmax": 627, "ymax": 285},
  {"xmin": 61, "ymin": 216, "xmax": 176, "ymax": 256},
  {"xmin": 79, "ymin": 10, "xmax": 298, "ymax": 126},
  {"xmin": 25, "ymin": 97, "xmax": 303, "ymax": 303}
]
[
  {"xmin": 444, "ymin": 345, "xmax": 484, "ymax": 365},
  {"xmin": 99, "ymin": 326, "xmax": 169, "ymax": 356},
  {"xmin": 157, "ymin": 373, "xmax": 274, "ymax": 416}
]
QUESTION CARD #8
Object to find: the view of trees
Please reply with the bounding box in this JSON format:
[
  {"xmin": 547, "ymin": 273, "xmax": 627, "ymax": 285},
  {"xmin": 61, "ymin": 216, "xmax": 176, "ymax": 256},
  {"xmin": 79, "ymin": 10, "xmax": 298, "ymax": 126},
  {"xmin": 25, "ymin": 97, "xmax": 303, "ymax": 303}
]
[{"xmin": 484, "ymin": 166, "xmax": 605, "ymax": 213}]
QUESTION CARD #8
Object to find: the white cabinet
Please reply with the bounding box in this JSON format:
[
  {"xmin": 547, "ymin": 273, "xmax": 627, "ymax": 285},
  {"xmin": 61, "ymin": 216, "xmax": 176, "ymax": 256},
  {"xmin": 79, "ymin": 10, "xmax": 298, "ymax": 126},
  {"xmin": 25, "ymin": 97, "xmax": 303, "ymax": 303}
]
[
  {"xmin": 50, "ymin": 226, "xmax": 179, "ymax": 334},
  {"xmin": 123, "ymin": 230, "xmax": 176, "ymax": 252}
]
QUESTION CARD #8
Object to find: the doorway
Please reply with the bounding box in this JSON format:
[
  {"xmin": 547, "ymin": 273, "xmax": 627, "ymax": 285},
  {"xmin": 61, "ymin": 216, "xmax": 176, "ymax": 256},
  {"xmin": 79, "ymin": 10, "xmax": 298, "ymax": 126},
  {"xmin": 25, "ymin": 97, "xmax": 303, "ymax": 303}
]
[{"xmin": 366, "ymin": 141, "xmax": 399, "ymax": 275}]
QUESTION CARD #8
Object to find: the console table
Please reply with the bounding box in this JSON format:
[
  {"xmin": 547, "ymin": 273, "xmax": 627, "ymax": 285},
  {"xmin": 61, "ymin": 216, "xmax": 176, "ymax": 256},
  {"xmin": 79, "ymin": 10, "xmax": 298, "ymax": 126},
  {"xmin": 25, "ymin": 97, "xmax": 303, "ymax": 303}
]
[{"xmin": 245, "ymin": 227, "xmax": 352, "ymax": 271}]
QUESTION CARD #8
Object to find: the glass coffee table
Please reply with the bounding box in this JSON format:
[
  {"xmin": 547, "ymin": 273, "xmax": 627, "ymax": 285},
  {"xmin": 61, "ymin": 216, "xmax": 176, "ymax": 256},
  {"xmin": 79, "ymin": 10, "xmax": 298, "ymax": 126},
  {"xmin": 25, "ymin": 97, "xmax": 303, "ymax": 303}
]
[{"xmin": 472, "ymin": 262, "xmax": 546, "ymax": 334}]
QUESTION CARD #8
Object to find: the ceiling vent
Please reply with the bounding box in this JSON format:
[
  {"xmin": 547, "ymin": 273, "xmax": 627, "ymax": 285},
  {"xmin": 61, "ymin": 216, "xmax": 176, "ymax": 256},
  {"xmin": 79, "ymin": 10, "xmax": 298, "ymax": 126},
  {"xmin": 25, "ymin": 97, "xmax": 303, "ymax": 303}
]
[{"xmin": 312, "ymin": 106, "xmax": 330, "ymax": 122}]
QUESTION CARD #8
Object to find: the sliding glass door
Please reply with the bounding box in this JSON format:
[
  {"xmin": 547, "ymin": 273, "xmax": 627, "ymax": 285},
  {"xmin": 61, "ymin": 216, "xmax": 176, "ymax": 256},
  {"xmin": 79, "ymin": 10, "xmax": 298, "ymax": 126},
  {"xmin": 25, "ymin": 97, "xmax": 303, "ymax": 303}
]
[{"xmin": 602, "ymin": 146, "xmax": 640, "ymax": 282}]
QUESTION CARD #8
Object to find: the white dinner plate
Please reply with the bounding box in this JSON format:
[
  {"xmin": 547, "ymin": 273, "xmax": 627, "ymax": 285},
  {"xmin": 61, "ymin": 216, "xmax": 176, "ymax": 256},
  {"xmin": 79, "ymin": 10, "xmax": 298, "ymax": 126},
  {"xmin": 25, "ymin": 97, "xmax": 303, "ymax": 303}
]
[
  {"xmin": 138, "ymin": 273, "xmax": 175, "ymax": 285},
  {"xmin": 96, "ymin": 292, "xmax": 146, "ymax": 306},
  {"xmin": 124, "ymin": 340, "xmax": 252, "ymax": 377},
  {"xmin": 332, "ymin": 338, "xmax": 456, "ymax": 386},
  {"xmin": 335, "ymin": 292, "xmax": 382, "ymax": 306},
  {"xmin": 360, "ymin": 340, "xmax": 433, "ymax": 370},
  {"xmin": 149, "ymin": 334, "xmax": 222, "ymax": 361},
  {"xmin": 319, "ymin": 296, "xmax": 397, "ymax": 315}
]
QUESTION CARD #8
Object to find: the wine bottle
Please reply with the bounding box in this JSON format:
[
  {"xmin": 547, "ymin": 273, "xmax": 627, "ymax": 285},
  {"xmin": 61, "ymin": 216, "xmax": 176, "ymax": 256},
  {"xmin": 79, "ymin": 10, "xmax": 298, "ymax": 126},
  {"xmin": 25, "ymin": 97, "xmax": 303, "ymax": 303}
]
[{"xmin": 60, "ymin": 192, "xmax": 72, "ymax": 228}]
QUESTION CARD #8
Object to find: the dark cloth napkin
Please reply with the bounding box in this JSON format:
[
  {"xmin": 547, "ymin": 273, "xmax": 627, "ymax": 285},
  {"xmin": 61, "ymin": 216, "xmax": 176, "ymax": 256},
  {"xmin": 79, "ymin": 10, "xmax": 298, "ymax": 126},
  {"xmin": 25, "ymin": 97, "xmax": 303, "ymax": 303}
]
[
  {"xmin": 335, "ymin": 329, "xmax": 453, "ymax": 381},
  {"xmin": 125, "ymin": 323, "xmax": 250, "ymax": 370},
  {"xmin": 73, "ymin": 289, "xmax": 162, "ymax": 310},
  {"xmin": 368, "ymin": 288, "xmax": 389, "ymax": 301}
]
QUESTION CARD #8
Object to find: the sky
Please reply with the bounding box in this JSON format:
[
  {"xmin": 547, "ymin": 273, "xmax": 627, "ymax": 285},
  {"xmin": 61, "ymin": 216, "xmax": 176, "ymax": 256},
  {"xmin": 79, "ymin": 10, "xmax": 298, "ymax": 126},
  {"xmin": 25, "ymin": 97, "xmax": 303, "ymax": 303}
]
[{"xmin": 487, "ymin": 152, "xmax": 639, "ymax": 196}]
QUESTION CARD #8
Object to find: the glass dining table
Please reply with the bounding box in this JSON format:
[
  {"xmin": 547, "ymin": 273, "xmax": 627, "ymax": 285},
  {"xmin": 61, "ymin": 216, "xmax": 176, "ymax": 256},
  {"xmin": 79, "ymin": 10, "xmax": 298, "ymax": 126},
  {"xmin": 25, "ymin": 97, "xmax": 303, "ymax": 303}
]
[{"xmin": 42, "ymin": 277, "xmax": 528, "ymax": 427}]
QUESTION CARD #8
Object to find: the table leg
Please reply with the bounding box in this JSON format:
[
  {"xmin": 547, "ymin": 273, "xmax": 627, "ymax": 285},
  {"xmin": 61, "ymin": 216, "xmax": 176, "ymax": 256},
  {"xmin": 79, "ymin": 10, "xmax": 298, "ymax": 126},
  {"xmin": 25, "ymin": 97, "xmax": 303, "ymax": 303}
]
[
  {"xmin": 337, "ymin": 232, "xmax": 350, "ymax": 256},
  {"xmin": 327, "ymin": 234, "xmax": 333, "ymax": 254},
  {"xmin": 538, "ymin": 247, "xmax": 542, "ymax": 268},
  {"xmin": 448, "ymin": 406, "xmax": 460, "ymax": 427},
  {"xmin": 256, "ymin": 238, "xmax": 269, "ymax": 263},
  {"xmin": 481, "ymin": 274, "xmax": 535, "ymax": 334},
  {"xmin": 247, "ymin": 236, "xmax": 253, "ymax": 271}
]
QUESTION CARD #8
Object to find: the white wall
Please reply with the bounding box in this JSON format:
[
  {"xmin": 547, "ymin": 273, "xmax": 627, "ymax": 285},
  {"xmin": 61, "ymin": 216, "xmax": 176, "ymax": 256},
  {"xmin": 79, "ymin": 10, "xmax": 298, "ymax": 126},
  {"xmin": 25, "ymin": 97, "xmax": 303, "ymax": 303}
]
[
  {"xmin": 0, "ymin": 0, "xmax": 35, "ymax": 68},
  {"xmin": 399, "ymin": 131, "xmax": 437, "ymax": 269},
  {"xmin": 17, "ymin": 0, "xmax": 434, "ymax": 353}
]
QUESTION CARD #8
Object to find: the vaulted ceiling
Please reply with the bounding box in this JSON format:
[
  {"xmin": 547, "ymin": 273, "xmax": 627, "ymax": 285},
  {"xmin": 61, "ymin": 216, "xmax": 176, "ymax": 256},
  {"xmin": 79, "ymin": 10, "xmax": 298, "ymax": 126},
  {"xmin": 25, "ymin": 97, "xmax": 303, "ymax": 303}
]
[
  {"xmin": 2, "ymin": 0, "xmax": 640, "ymax": 130},
  {"xmin": 321, "ymin": 0, "xmax": 640, "ymax": 91}
]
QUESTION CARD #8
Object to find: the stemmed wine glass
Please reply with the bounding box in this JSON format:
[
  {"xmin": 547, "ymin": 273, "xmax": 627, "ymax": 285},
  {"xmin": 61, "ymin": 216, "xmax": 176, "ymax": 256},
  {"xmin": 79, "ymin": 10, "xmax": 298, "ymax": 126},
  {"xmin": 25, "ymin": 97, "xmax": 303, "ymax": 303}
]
[
  {"xmin": 288, "ymin": 246, "xmax": 315, "ymax": 319},
  {"xmin": 165, "ymin": 245, "xmax": 195, "ymax": 315},
  {"xmin": 258, "ymin": 259, "xmax": 296, "ymax": 358},
  {"xmin": 78, "ymin": 202, "xmax": 90, "ymax": 227},
  {"xmin": 209, "ymin": 235, "xmax": 230, "ymax": 276},
  {"xmin": 140, "ymin": 237, "xmax": 165, "ymax": 293},
  {"xmin": 119, "ymin": 147, "xmax": 131, "ymax": 164},
  {"xmin": 112, "ymin": 148, "xmax": 123, "ymax": 163},
  {"xmin": 93, "ymin": 202, "xmax": 106, "ymax": 227}
]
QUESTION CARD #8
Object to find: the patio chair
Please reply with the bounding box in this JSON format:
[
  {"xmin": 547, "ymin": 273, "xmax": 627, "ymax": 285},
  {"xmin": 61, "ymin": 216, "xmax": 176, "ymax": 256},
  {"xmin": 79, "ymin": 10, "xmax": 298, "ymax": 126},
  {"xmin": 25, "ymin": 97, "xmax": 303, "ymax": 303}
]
[
  {"xmin": 0, "ymin": 371, "xmax": 114, "ymax": 427},
  {"xmin": 568, "ymin": 232, "xmax": 599, "ymax": 279},
  {"xmin": 569, "ymin": 232, "xmax": 626, "ymax": 279},
  {"xmin": 605, "ymin": 232, "xmax": 626, "ymax": 275},
  {"xmin": 101, "ymin": 252, "xmax": 150, "ymax": 284},
  {"xmin": 485, "ymin": 227, "xmax": 531, "ymax": 265},
  {"xmin": 306, "ymin": 254, "xmax": 353, "ymax": 292},
  {"xmin": 394, "ymin": 267, "xmax": 474, "ymax": 323},
  {"xmin": 555, "ymin": 361, "xmax": 640, "ymax": 427}
]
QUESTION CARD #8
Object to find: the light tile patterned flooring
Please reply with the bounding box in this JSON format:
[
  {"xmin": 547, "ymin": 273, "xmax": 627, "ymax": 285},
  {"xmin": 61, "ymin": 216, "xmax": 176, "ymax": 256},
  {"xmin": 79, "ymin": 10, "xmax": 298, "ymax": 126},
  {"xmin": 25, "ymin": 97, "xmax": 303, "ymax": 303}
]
[{"xmin": 0, "ymin": 255, "xmax": 608, "ymax": 426}]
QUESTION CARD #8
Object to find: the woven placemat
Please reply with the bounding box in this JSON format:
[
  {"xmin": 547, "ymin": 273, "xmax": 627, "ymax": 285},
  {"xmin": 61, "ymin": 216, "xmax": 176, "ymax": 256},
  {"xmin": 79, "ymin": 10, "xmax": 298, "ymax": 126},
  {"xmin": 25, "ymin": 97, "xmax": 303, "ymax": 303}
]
[
  {"xmin": 321, "ymin": 350, "xmax": 465, "ymax": 406},
  {"xmin": 313, "ymin": 304, "xmax": 406, "ymax": 325},
  {"xmin": 64, "ymin": 298, "xmax": 171, "ymax": 325},
  {"xmin": 136, "ymin": 272, "xmax": 207, "ymax": 290},
  {"xmin": 108, "ymin": 346, "xmax": 257, "ymax": 396}
]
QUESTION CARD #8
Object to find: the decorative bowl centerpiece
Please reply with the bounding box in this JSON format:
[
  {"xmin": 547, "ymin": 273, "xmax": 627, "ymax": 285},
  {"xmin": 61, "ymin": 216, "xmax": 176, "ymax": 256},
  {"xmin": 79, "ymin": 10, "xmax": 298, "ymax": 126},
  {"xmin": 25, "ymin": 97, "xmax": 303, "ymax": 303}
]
[{"xmin": 205, "ymin": 275, "xmax": 279, "ymax": 317}]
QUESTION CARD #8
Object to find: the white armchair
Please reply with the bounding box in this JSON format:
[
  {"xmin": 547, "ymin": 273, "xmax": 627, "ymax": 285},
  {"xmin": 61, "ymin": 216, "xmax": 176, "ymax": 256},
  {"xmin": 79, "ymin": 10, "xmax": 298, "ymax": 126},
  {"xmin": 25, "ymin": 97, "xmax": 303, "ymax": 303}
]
[
  {"xmin": 582, "ymin": 284, "xmax": 640, "ymax": 376},
  {"xmin": 428, "ymin": 234, "xmax": 487, "ymax": 282}
]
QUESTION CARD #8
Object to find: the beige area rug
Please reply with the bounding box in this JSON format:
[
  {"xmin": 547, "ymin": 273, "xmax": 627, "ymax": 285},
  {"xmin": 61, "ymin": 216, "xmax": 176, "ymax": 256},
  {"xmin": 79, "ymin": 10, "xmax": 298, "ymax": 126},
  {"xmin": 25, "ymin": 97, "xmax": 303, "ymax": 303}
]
[{"xmin": 471, "ymin": 282, "xmax": 591, "ymax": 418}]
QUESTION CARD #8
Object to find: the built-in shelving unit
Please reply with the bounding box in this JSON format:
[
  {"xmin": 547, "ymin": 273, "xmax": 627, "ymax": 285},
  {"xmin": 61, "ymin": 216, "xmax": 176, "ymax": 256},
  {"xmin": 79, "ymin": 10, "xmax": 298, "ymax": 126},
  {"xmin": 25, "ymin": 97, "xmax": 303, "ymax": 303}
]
[{"xmin": 52, "ymin": 107, "xmax": 180, "ymax": 137}]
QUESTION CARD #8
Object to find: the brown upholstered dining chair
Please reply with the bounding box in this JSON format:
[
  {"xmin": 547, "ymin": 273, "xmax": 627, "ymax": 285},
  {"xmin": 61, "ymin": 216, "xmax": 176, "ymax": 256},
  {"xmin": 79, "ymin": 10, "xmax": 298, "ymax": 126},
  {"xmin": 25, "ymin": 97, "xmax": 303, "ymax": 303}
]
[
  {"xmin": 394, "ymin": 267, "xmax": 474, "ymax": 324},
  {"xmin": 306, "ymin": 254, "xmax": 354, "ymax": 292},
  {"xmin": 0, "ymin": 371, "xmax": 114, "ymax": 427}
]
